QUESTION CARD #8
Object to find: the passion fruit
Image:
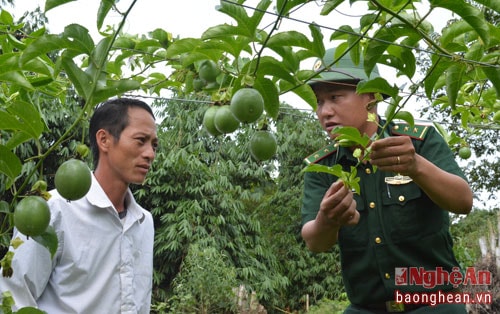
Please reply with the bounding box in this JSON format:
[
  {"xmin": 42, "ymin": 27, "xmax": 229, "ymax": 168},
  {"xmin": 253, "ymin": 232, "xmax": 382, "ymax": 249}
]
[
  {"xmin": 55, "ymin": 159, "xmax": 92, "ymax": 201},
  {"xmin": 249, "ymin": 131, "xmax": 277, "ymax": 161},
  {"xmin": 214, "ymin": 105, "xmax": 239, "ymax": 134},
  {"xmin": 14, "ymin": 196, "xmax": 50, "ymax": 237},
  {"xmin": 230, "ymin": 88, "xmax": 264, "ymax": 123},
  {"xmin": 203, "ymin": 106, "xmax": 223, "ymax": 137}
]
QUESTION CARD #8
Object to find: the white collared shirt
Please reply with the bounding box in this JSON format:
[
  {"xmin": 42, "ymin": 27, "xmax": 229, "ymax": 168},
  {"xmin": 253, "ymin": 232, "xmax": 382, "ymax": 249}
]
[{"xmin": 0, "ymin": 174, "xmax": 154, "ymax": 314}]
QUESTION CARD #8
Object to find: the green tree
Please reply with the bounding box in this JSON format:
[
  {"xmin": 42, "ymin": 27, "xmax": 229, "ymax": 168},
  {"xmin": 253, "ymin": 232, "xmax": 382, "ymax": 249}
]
[{"xmin": 134, "ymin": 96, "xmax": 288, "ymax": 311}]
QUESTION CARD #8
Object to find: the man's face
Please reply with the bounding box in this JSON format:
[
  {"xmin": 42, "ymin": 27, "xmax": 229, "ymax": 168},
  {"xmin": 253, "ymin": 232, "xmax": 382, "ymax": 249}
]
[
  {"xmin": 313, "ymin": 82, "xmax": 376, "ymax": 140},
  {"xmin": 105, "ymin": 107, "xmax": 158, "ymax": 185}
]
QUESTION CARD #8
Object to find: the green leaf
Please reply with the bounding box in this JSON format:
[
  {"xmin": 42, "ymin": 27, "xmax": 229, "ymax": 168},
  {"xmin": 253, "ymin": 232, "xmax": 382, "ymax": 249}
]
[
  {"xmin": 430, "ymin": 0, "xmax": 490, "ymax": 47},
  {"xmin": 254, "ymin": 77, "xmax": 279, "ymax": 120},
  {"xmin": 357, "ymin": 77, "xmax": 399, "ymax": 100},
  {"xmin": 4, "ymin": 131, "xmax": 33, "ymax": 150},
  {"xmin": 203, "ymin": 23, "xmax": 252, "ymax": 39},
  {"xmin": 8, "ymin": 100, "xmax": 45, "ymax": 139},
  {"xmin": 440, "ymin": 20, "xmax": 473, "ymax": 49},
  {"xmin": 0, "ymin": 201, "xmax": 9, "ymax": 214},
  {"xmin": 62, "ymin": 24, "xmax": 95, "ymax": 55},
  {"xmin": 61, "ymin": 55, "xmax": 93, "ymax": 100},
  {"xmin": 480, "ymin": 55, "xmax": 500, "ymax": 98},
  {"xmin": 424, "ymin": 56, "xmax": 452, "ymax": 98},
  {"xmin": 33, "ymin": 226, "xmax": 58, "ymax": 259},
  {"xmin": 92, "ymin": 79, "xmax": 141, "ymax": 105},
  {"xmin": 84, "ymin": 37, "xmax": 113, "ymax": 88},
  {"xmin": 302, "ymin": 163, "xmax": 344, "ymax": 178},
  {"xmin": 165, "ymin": 38, "xmax": 204, "ymax": 59},
  {"xmin": 393, "ymin": 111, "xmax": 415, "ymax": 128},
  {"xmin": 97, "ymin": 0, "xmax": 114, "ymax": 30},
  {"xmin": 446, "ymin": 63, "xmax": 466, "ymax": 109},
  {"xmin": 22, "ymin": 57, "xmax": 55, "ymax": 77},
  {"xmin": 216, "ymin": 0, "xmax": 271, "ymax": 38},
  {"xmin": 0, "ymin": 71, "xmax": 33, "ymax": 90},
  {"xmin": 433, "ymin": 121, "xmax": 451, "ymax": 143},
  {"xmin": 279, "ymin": 80, "xmax": 317, "ymax": 111},
  {"xmin": 309, "ymin": 23, "xmax": 325, "ymax": 57},
  {"xmin": 255, "ymin": 56, "xmax": 295, "ymax": 84},
  {"xmin": 45, "ymin": 0, "xmax": 77, "ymax": 12},
  {"xmin": 384, "ymin": 103, "xmax": 397, "ymax": 120},
  {"xmin": 385, "ymin": 45, "xmax": 416, "ymax": 78},
  {"xmin": 0, "ymin": 145, "xmax": 22, "ymax": 185},
  {"xmin": 0, "ymin": 111, "xmax": 23, "ymax": 131},
  {"xmin": 332, "ymin": 126, "xmax": 371, "ymax": 148},
  {"xmin": 320, "ymin": 0, "xmax": 344, "ymax": 15},
  {"xmin": 267, "ymin": 31, "xmax": 314, "ymax": 50},
  {"xmin": 0, "ymin": 7, "xmax": 14, "ymax": 24},
  {"xmin": 20, "ymin": 34, "xmax": 70, "ymax": 65}
]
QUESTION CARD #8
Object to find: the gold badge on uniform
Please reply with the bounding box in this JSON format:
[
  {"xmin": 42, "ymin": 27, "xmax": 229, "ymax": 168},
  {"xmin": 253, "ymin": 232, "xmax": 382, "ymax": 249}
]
[{"xmin": 385, "ymin": 174, "xmax": 413, "ymax": 185}]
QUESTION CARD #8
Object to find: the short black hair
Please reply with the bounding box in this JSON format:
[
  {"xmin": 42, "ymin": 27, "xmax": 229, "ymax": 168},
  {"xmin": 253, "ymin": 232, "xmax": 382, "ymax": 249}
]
[{"xmin": 89, "ymin": 98, "xmax": 155, "ymax": 169}]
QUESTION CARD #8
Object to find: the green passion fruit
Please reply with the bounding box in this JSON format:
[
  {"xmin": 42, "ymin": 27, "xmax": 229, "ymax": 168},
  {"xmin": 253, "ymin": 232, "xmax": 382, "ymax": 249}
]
[
  {"xmin": 14, "ymin": 196, "xmax": 50, "ymax": 237},
  {"xmin": 214, "ymin": 105, "xmax": 240, "ymax": 134},
  {"xmin": 198, "ymin": 60, "xmax": 219, "ymax": 83},
  {"xmin": 249, "ymin": 131, "xmax": 277, "ymax": 161},
  {"xmin": 203, "ymin": 106, "xmax": 223, "ymax": 137},
  {"xmin": 230, "ymin": 88, "xmax": 264, "ymax": 123},
  {"xmin": 55, "ymin": 159, "xmax": 92, "ymax": 201}
]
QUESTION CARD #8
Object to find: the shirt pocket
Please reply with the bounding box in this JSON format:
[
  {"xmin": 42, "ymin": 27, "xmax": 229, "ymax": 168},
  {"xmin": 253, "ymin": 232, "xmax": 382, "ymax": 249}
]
[
  {"xmin": 339, "ymin": 193, "xmax": 368, "ymax": 249},
  {"xmin": 381, "ymin": 182, "xmax": 423, "ymax": 241}
]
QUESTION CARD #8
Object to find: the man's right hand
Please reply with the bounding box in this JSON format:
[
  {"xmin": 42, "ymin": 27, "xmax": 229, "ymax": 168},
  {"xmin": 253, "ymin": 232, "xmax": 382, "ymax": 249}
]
[
  {"xmin": 301, "ymin": 180, "xmax": 359, "ymax": 252},
  {"xmin": 318, "ymin": 180, "xmax": 359, "ymax": 228}
]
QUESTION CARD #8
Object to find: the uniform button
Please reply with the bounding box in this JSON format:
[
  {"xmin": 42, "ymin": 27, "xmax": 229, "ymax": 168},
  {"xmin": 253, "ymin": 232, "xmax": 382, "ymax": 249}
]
[
  {"xmin": 375, "ymin": 237, "xmax": 382, "ymax": 244},
  {"xmin": 385, "ymin": 273, "xmax": 391, "ymax": 279},
  {"xmin": 365, "ymin": 168, "xmax": 371, "ymax": 174},
  {"xmin": 369, "ymin": 202, "xmax": 376, "ymax": 208},
  {"xmin": 398, "ymin": 195, "xmax": 405, "ymax": 202}
]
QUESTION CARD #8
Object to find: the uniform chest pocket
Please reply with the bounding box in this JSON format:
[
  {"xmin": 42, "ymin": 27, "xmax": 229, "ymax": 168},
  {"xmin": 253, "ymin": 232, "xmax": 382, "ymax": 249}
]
[
  {"xmin": 381, "ymin": 182, "xmax": 423, "ymax": 240},
  {"xmin": 339, "ymin": 193, "xmax": 368, "ymax": 249}
]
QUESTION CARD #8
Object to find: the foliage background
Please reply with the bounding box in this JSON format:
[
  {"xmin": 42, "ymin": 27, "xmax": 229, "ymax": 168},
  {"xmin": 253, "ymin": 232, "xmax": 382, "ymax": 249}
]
[{"xmin": 1, "ymin": 0, "xmax": 500, "ymax": 312}]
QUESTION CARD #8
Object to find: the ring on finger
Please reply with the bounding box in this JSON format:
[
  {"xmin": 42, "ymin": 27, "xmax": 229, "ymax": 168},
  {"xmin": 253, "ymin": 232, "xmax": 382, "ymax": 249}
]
[{"xmin": 396, "ymin": 156, "xmax": 401, "ymax": 165}]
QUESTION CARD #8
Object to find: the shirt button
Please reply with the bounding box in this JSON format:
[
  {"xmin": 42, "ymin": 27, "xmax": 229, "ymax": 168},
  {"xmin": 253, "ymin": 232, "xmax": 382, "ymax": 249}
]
[
  {"xmin": 385, "ymin": 273, "xmax": 391, "ymax": 279},
  {"xmin": 369, "ymin": 202, "xmax": 376, "ymax": 208},
  {"xmin": 365, "ymin": 168, "xmax": 371, "ymax": 174},
  {"xmin": 375, "ymin": 237, "xmax": 382, "ymax": 244},
  {"xmin": 398, "ymin": 195, "xmax": 405, "ymax": 202}
]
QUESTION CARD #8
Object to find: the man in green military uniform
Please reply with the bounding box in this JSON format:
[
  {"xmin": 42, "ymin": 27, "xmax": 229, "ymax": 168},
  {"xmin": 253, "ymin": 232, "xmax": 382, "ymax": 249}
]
[{"xmin": 301, "ymin": 47, "xmax": 473, "ymax": 313}]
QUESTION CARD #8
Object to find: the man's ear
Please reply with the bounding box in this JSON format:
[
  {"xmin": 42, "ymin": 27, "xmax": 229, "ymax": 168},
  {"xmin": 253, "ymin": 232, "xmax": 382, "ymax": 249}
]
[
  {"xmin": 95, "ymin": 129, "xmax": 111, "ymax": 152},
  {"xmin": 365, "ymin": 93, "xmax": 378, "ymax": 111}
]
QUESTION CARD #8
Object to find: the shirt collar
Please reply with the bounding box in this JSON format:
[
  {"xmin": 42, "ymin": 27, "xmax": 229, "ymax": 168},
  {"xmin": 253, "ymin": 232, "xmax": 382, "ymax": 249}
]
[{"xmin": 86, "ymin": 173, "xmax": 146, "ymax": 223}]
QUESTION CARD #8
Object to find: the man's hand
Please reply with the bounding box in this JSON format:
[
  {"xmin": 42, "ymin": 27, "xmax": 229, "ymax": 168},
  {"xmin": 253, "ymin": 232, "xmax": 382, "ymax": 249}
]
[
  {"xmin": 318, "ymin": 180, "xmax": 359, "ymax": 228},
  {"xmin": 302, "ymin": 180, "xmax": 359, "ymax": 252},
  {"xmin": 369, "ymin": 136, "xmax": 417, "ymax": 176}
]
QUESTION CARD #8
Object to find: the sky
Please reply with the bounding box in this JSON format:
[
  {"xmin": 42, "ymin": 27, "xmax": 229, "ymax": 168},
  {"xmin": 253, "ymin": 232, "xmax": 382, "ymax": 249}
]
[{"xmin": 7, "ymin": 0, "xmax": 452, "ymax": 114}]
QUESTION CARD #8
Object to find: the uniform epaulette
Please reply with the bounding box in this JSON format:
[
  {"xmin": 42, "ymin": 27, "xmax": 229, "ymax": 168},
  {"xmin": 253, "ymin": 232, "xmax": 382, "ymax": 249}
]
[
  {"xmin": 304, "ymin": 143, "xmax": 338, "ymax": 165},
  {"xmin": 391, "ymin": 123, "xmax": 429, "ymax": 140}
]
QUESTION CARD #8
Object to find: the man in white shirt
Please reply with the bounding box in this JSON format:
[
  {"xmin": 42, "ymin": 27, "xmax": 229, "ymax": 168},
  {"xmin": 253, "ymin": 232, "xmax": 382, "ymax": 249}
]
[{"xmin": 1, "ymin": 98, "xmax": 158, "ymax": 314}]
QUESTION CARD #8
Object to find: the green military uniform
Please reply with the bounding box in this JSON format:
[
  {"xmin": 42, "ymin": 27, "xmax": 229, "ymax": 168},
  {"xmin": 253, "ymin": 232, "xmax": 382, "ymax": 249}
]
[{"xmin": 301, "ymin": 122, "xmax": 468, "ymax": 313}]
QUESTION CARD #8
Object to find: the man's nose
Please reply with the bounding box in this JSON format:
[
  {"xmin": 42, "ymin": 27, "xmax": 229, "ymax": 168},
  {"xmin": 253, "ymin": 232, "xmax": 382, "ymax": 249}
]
[{"xmin": 317, "ymin": 102, "xmax": 335, "ymax": 117}]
